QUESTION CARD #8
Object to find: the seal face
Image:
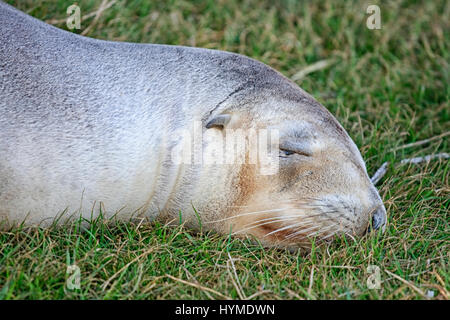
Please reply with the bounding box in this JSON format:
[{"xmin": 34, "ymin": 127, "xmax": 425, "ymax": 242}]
[
  {"xmin": 198, "ymin": 93, "xmax": 387, "ymax": 249},
  {"xmin": 0, "ymin": 2, "xmax": 386, "ymax": 248}
]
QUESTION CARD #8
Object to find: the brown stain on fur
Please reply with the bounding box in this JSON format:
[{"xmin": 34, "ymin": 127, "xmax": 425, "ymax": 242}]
[
  {"xmin": 232, "ymin": 129, "xmax": 260, "ymax": 211},
  {"xmin": 234, "ymin": 163, "xmax": 257, "ymax": 212}
]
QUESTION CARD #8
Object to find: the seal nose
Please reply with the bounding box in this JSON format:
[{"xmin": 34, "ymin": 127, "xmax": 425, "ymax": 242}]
[{"xmin": 369, "ymin": 205, "xmax": 387, "ymax": 232}]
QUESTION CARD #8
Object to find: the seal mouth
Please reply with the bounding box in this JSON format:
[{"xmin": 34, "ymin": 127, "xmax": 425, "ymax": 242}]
[
  {"xmin": 226, "ymin": 205, "xmax": 350, "ymax": 246},
  {"xmin": 226, "ymin": 194, "xmax": 388, "ymax": 247}
]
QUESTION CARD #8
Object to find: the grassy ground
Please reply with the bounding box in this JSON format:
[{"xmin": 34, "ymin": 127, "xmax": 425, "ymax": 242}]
[{"xmin": 1, "ymin": 0, "xmax": 448, "ymax": 299}]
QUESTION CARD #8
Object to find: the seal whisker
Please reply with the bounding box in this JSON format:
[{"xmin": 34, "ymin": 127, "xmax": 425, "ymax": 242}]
[
  {"xmin": 235, "ymin": 218, "xmax": 298, "ymax": 235},
  {"xmin": 203, "ymin": 208, "xmax": 290, "ymax": 224},
  {"xmin": 284, "ymin": 224, "xmax": 322, "ymax": 240},
  {"xmin": 304, "ymin": 210, "xmax": 338, "ymax": 218},
  {"xmin": 232, "ymin": 216, "xmax": 318, "ymax": 236},
  {"xmin": 285, "ymin": 217, "xmax": 347, "ymax": 240},
  {"xmin": 284, "ymin": 201, "xmax": 324, "ymax": 208},
  {"xmin": 307, "ymin": 223, "xmax": 345, "ymax": 239},
  {"xmin": 242, "ymin": 214, "xmax": 301, "ymax": 226},
  {"xmin": 263, "ymin": 221, "xmax": 307, "ymax": 237}
]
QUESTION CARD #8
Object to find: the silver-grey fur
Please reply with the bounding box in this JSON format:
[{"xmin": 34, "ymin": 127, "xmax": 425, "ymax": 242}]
[{"xmin": 0, "ymin": 2, "xmax": 386, "ymax": 247}]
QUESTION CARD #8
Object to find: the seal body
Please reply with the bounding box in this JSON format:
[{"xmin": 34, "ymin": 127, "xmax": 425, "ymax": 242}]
[{"xmin": 0, "ymin": 3, "xmax": 386, "ymax": 247}]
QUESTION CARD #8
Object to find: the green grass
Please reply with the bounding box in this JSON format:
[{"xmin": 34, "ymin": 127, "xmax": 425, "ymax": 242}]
[{"xmin": 1, "ymin": 0, "xmax": 448, "ymax": 299}]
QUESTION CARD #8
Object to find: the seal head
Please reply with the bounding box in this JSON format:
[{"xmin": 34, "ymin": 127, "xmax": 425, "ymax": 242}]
[{"xmin": 200, "ymin": 82, "xmax": 387, "ymax": 248}]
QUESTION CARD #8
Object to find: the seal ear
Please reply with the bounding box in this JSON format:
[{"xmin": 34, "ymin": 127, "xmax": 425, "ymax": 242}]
[{"xmin": 206, "ymin": 114, "xmax": 231, "ymax": 129}]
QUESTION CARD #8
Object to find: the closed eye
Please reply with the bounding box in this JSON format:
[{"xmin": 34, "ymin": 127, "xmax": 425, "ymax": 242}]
[
  {"xmin": 279, "ymin": 148, "xmax": 311, "ymax": 158},
  {"xmin": 280, "ymin": 149, "xmax": 295, "ymax": 156}
]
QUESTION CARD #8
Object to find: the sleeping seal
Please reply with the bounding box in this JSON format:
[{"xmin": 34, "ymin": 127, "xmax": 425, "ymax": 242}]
[{"xmin": 0, "ymin": 2, "xmax": 386, "ymax": 248}]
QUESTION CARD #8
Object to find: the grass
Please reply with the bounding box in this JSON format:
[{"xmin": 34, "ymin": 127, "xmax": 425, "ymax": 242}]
[{"xmin": 1, "ymin": 0, "xmax": 448, "ymax": 299}]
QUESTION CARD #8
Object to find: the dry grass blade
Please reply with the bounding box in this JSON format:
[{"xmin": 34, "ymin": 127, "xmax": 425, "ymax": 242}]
[
  {"xmin": 291, "ymin": 59, "xmax": 336, "ymax": 81},
  {"xmin": 371, "ymin": 162, "xmax": 389, "ymax": 185},
  {"xmin": 227, "ymin": 252, "xmax": 246, "ymax": 299},
  {"xmin": 400, "ymin": 153, "xmax": 449, "ymax": 164},
  {"xmin": 81, "ymin": 0, "xmax": 116, "ymax": 36},
  {"xmin": 385, "ymin": 270, "xmax": 427, "ymax": 299},
  {"xmin": 307, "ymin": 266, "xmax": 315, "ymax": 299},
  {"xmin": 371, "ymin": 152, "xmax": 449, "ymax": 185},
  {"xmin": 101, "ymin": 247, "xmax": 154, "ymax": 291},
  {"xmin": 166, "ymin": 274, "xmax": 231, "ymax": 300},
  {"xmin": 389, "ymin": 131, "xmax": 450, "ymax": 151},
  {"xmin": 183, "ymin": 267, "xmax": 214, "ymax": 299},
  {"xmin": 246, "ymin": 290, "xmax": 272, "ymax": 300}
]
